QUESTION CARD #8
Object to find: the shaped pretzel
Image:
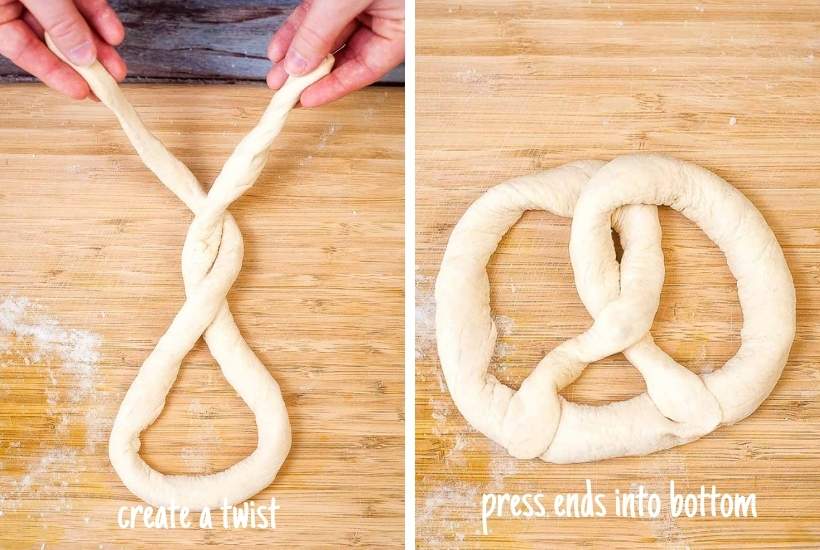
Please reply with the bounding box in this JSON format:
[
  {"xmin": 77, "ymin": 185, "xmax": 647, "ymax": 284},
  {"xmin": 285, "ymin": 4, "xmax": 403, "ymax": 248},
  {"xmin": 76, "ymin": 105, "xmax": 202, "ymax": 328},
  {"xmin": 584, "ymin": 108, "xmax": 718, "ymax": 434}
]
[{"xmin": 436, "ymin": 155, "xmax": 795, "ymax": 463}]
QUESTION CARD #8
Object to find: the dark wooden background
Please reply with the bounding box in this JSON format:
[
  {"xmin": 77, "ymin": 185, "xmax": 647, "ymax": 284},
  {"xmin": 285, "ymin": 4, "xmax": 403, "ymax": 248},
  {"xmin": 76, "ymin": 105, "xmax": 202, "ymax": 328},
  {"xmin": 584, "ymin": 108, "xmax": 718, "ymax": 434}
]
[{"xmin": 0, "ymin": 0, "xmax": 404, "ymax": 83}]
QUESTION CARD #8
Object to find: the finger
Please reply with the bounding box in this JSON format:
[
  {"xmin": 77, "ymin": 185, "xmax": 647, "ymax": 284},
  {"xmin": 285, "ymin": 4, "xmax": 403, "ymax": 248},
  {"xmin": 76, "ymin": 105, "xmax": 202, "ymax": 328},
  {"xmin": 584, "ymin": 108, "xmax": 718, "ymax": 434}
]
[
  {"xmin": 329, "ymin": 19, "xmax": 358, "ymax": 53},
  {"xmin": 267, "ymin": 1, "xmax": 310, "ymax": 62},
  {"xmin": 21, "ymin": 0, "xmax": 96, "ymax": 65},
  {"xmin": 76, "ymin": 0, "xmax": 124, "ymax": 45},
  {"xmin": 0, "ymin": 1, "xmax": 25, "ymax": 24},
  {"xmin": 299, "ymin": 27, "xmax": 404, "ymax": 108},
  {"xmin": 266, "ymin": 63, "xmax": 288, "ymax": 90},
  {"xmin": 0, "ymin": 19, "xmax": 89, "ymax": 99},
  {"xmin": 21, "ymin": 10, "xmax": 43, "ymax": 35},
  {"xmin": 24, "ymin": 10, "xmax": 126, "ymax": 81},
  {"xmin": 284, "ymin": 0, "xmax": 367, "ymax": 76},
  {"xmin": 268, "ymin": 19, "xmax": 355, "ymax": 91},
  {"xmin": 268, "ymin": 5, "xmax": 357, "ymax": 63},
  {"xmin": 93, "ymin": 32, "xmax": 126, "ymax": 80}
]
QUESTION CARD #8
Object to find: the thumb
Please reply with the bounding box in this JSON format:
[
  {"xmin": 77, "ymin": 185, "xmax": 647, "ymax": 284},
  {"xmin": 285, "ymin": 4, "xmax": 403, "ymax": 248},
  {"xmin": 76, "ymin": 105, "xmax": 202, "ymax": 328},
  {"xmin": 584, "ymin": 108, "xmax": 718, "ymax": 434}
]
[
  {"xmin": 284, "ymin": 0, "xmax": 365, "ymax": 76},
  {"xmin": 22, "ymin": 0, "xmax": 97, "ymax": 66}
]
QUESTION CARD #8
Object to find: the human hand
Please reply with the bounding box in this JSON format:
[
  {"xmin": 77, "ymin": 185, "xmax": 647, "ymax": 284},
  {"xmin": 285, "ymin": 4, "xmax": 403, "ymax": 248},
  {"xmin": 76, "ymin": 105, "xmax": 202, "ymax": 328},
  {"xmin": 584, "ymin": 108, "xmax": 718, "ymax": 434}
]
[
  {"xmin": 0, "ymin": 0, "xmax": 126, "ymax": 100},
  {"xmin": 266, "ymin": 0, "xmax": 404, "ymax": 107}
]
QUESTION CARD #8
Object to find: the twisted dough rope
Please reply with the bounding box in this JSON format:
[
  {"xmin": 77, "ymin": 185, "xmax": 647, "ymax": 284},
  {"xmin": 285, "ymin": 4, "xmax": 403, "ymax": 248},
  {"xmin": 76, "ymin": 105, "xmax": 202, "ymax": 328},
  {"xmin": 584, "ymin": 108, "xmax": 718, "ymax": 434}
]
[
  {"xmin": 46, "ymin": 35, "xmax": 333, "ymax": 509},
  {"xmin": 436, "ymin": 154, "xmax": 795, "ymax": 463}
]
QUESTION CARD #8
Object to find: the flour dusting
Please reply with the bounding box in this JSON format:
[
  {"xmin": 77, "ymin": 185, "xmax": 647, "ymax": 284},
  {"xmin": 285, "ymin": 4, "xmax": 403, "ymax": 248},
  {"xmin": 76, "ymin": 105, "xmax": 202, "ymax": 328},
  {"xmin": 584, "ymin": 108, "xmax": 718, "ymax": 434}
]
[
  {"xmin": 417, "ymin": 482, "xmax": 480, "ymax": 547},
  {"xmin": 186, "ymin": 398, "xmax": 210, "ymax": 417},
  {"xmin": 415, "ymin": 272, "xmax": 436, "ymax": 361},
  {"xmin": 0, "ymin": 296, "xmax": 105, "ymax": 517},
  {"xmin": 0, "ymin": 297, "xmax": 100, "ymax": 399},
  {"xmin": 453, "ymin": 68, "xmax": 495, "ymax": 94},
  {"xmin": 490, "ymin": 315, "xmax": 516, "ymax": 375},
  {"xmin": 417, "ymin": 269, "xmax": 521, "ymax": 546},
  {"xmin": 642, "ymin": 453, "xmax": 689, "ymax": 545},
  {"xmin": 180, "ymin": 422, "xmax": 223, "ymax": 474},
  {"xmin": 493, "ymin": 314, "xmax": 515, "ymax": 337},
  {"xmin": 298, "ymin": 121, "xmax": 342, "ymax": 166},
  {"xmin": 493, "ymin": 342, "xmax": 515, "ymax": 360},
  {"xmin": 430, "ymin": 397, "xmax": 451, "ymax": 436},
  {"xmin": 489, "ymin": 452, "xmax": 518, "ymax": 491},
  {"xmin": 317, "ymin": 122, "xmax": 340, "ymax": 149},
  {"xmin": 420, "ymin": 483, "xmax": 479, "ymax": 524},
  {"xmin": 444, "ymin": 433, "xmax": 470, "ymax": 467}
]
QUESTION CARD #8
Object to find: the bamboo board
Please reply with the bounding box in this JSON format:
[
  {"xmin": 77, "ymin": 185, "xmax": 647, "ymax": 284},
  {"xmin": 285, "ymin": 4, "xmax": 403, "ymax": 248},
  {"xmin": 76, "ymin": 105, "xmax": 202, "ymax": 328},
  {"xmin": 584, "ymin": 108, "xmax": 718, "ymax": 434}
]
[
  {"xmin": 416, "ymin": 1, "xmax": 820, "ymax": 548},
  {"xmin": 0, "ymin": 83, "xmax": 404, "ymax": 548}
]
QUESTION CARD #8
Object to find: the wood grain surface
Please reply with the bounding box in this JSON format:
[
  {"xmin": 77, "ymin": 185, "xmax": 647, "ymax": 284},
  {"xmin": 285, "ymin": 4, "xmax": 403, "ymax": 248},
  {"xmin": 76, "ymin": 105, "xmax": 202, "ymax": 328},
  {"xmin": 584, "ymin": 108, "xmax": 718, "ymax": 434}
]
[
  {"xmin": 0, "ymin": 0, "xmax": 405, "ymax": 84},
  {"xmin": 416, "ymin": 1, "xmax": 820, "ymax": 548},
  {"xmin": 0, "ymin": 83, "xmax": 404, "ymax": 548}
]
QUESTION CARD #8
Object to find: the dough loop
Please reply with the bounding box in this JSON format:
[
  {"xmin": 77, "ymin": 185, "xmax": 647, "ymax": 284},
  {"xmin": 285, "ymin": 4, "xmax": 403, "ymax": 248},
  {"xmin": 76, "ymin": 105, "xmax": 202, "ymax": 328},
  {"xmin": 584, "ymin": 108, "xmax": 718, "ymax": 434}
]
[
  {"xmin": 435, "ymin": 154, "xmax": 795, "ymax": 463},
  {"xmin": 47, "ymin": 34, "xmax": 333, "ymax": 509}
]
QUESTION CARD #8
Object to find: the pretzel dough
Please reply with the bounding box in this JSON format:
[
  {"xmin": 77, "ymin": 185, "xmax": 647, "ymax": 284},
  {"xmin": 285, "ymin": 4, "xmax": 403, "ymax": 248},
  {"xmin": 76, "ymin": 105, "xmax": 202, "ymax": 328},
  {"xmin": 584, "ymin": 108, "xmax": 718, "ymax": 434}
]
[
  {"xmin": 436, "ymin": 154, "xmax": 795, "ymax": 463},
  {"xmin": 46, "ymin": 34, "xmax": 333, "ymax": 509}
]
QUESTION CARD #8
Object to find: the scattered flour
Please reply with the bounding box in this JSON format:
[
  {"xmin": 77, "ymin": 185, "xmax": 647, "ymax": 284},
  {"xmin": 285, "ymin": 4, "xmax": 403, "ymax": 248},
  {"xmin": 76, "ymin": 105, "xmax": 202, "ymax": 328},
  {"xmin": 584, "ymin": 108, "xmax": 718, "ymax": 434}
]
[
  {"xmin": 434, "ymin": 369, "xmax": 447, "ymax": 393},
  {"xmin": 641, "ymin": 453, "xmax": 689, "ymax": 545},
  {"xmin": 490, "ymin": 315, "xmax": 516, "ymax": 375},
  {"xmin": 454, "ymin": 68, "xmax": 481, "ymax": 83},
  {"xmin": 316, "ymin": 122, "xmax": 340, "ymax": 149},
  {"xmin": 450, "ymin": 433, "xmax": 469, "ymax": 454},
  {"xmin": 180, "ymin": 422, "xmax": 223, "ymax": 474},
  {"xmin": 419, "ymin": 483, "xmax": 479, "ymax": 524},
  {"xmin": 430, "ymin": 398, "xmax": 451, "ymax": 436},
  {"xmin": 418, "ymin": 280, "xmax": 517, "ymax": 367},
  {"xmin": 418, "ymin": 275, "xmax": 522, "ymax": 546},
  {"xmin": 186, "ymin": 398, "xmax": 210, "ymax": 417},
  {"xmin": 488, "ymin": 451, "xmax": 519, "ymax": 491},
  {"xmin": 0, "ymin": 296, "xmax": 104, "ymax": 517},
  {"xmin": 493, "ymin": 314, "xmax": 515, "ymax": 336},
  {"xmin": 0, "ymin": 297, "xmax": 100, "ymax": 400},
  {"xmin": 493, "ymin": 342, "xmax": 515, "ymax": 359},
  {"xmin": 417, "ymin": 482, "xmax": 480, "ymax": 547},
  {"xmin": 444, "ymin": 433, "xmax": 471, "ymax": 468},
  {"xmin": 298, "ymin": 121, "xmax": 341, "ymax": 166},
  {"xmin": 453, "ymin": 68, "xmax": 495, "ymax": 93},
  {"xmin": 415, "ymin": 272, "xmax": 436, "ymax": 361}
]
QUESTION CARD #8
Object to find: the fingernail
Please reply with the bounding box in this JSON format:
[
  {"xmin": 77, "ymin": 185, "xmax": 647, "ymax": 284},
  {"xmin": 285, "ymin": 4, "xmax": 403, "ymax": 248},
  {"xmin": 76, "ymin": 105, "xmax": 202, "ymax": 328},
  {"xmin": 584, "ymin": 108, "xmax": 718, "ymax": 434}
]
[
  {"xmin": 68, "ymin": 41, "xmax": 95, "ymax": 66},
  {"xmin": 284, "ymin": 50, "xmax": 308, "ymax": 75}
]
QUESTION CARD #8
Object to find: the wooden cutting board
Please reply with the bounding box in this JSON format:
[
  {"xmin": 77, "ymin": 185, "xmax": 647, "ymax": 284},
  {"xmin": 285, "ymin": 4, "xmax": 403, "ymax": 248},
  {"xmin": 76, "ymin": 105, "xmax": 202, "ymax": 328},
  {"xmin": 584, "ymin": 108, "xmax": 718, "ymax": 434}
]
[
  {"xmin": 416, "ymin": 1, "xmax": 820, "ymax": 548},
  {"xmin": 0, "ymin": 83, "xmax": 404, "ymax": 548}
]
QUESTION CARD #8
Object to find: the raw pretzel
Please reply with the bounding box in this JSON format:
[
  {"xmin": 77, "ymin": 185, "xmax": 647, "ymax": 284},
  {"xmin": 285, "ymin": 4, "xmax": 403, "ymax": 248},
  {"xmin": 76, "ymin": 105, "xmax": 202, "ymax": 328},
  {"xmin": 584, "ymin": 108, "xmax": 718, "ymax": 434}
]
[
  {"xmin": 435, "ymin": 155, "xmax": 795, "ymax": 463},
  {"xmin": 47, "ymin": 35, "xmax": 333, "ymax": 509}
]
